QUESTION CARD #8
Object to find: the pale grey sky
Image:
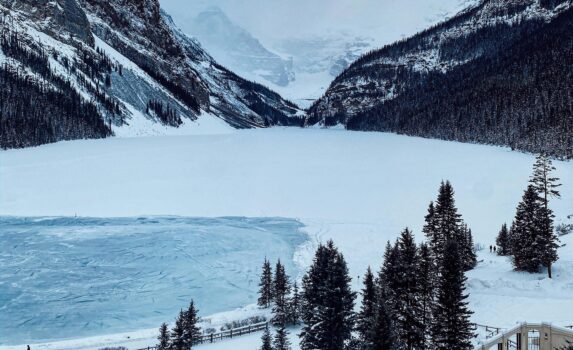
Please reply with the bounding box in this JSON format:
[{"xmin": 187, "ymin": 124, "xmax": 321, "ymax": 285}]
[{"xmin": 159, "ymin": 0, "xmax": 474, "ymax": 46}]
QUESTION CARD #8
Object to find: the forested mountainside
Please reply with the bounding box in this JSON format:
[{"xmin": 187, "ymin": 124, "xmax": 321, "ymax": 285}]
[
  {"xmin": 307, "ymin": 0, "xmax": 573, "ymax": 159},
  {"xmin": 0, "ymin": 0, "xmax": 302, "ymax": 149}
]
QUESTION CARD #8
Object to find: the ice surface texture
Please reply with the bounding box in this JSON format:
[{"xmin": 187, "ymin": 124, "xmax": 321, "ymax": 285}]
[{"xmin": 0, "ymin": 216, "xmax": 307, "ymax": 345}]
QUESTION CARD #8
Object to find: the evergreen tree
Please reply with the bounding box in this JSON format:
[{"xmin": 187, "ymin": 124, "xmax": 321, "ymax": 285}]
[
  {"xmin": 512, "ymin": 185, "xmax": 544, "ymax": 273},
  {"xmin": 430, "ymin": 240, "xmax": 474, "ymax": 350},
  {"xmin": 422, "ymin": 201, "xmax": 438, "ymax": 261},
  {"xmin": 274, "ymin": 325, "xmax": 291, "ymax": 350},
  {"xmin": 417, "ymin": 243, "xmax": 434, "ymax": 350},
  {"xmin": 288, "ymin": 281, "xmax": 301, "ymax": 325},
  {"xmin": 394, "ymin": 229, "xmax": 424, "ymax": 350},
  {"xmin": 368, "ymin": 277, "xmax": 400, "ymax": 350},
  {"xmin": 183, "ymin": 300, "xmax": 202, "ymax": 348},
  {"xmin": 170, "ymin": 310, "xmax": 186, "ymax": 350},
  {"xmin": 496, "ymin": 223, "xmax": 511, "ymax": 256},
  {"xmin": 356, "ymin": 267, "xmax": 376, "ymax": 347},
  {"xmin": 460, "ymin": 224, "xmax": 478, "ymax": 271},
  {"xmin": 260, "ymin": 324, "xmax": 273, "ymax": 350},
  {"xmin": 380, "ymin": 241, "xmax": 400, "ymax": 313},
  {"xmin": 300, "ymin": 241, "xmax": 356, "ymax": 350},
  {"xmin": 258, "ymin": 258, "xmax": 274, "ymax": 308},
  {"xmin": 156, "ymin": 322, "xmax": 170, "ymax": 350},
  {"xmin": 529, "ymin": 154, "xmax": 561, "ymax": 278},
  {"xmin": 272, "ymin": 260, "xmax": 290, "ymax": 326}
]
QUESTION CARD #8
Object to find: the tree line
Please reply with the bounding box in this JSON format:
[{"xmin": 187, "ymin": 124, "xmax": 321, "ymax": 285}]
[{"xmin": 258, "ymin": 181, "xmax": 477, "ymax": 350}]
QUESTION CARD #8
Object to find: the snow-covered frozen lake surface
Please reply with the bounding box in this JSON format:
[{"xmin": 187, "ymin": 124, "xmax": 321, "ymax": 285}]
[
  {"xmin": 1, "ymin": 128, "xmax": 572, "ymax": 349},
  {"xmin": 0, "ymin": 216, "xmax": 307, "ymax": 346}
]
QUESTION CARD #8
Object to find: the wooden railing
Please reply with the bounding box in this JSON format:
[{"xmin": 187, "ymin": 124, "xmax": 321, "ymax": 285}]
[{"xmin": 136, "ymin": 321, "xmax": 269, "ymax": 350}]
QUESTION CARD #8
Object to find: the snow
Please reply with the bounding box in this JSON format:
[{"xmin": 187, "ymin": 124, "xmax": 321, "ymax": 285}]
[{"xmin": 1, "ymin": 128, "xmax": 572, "ymax": 349}]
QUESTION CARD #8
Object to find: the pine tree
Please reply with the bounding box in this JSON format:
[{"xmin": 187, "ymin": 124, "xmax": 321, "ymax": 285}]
[
  {"xmin": 496, "ymin": 223, "xmax": 511, "ymax": 256},
  {"xmin": 183, "ymin": 300, "xmax": 202, "ymax": 348},
  {"xmin": 417, "ymin": 243, "xmax": 435, "ymax": 350},
  {"xmin": 157, "ymin": 322, "xmax": 170, "ymax": 350},
  {"xmin": 380, "ymin": 241, "xmax": 400, "ymax": 313},
  {"xmin": 356, "ymin": 267, "xmax": 376, "ymax": 348},
  {"xmin": 529, "ymin": 154, "xmax": 561, "ymax": 278},
  {"xmin": 512, "ymin": 185, "xmax": 544, "ymax": 273},
  {"xmin": 170, "ymin": 310, "xmax": 186, "ymax": 350},
  {"xmin": 288, "ymin": 281, "xmax": 301, "ymax": 325},
  {"xmin": 422, "ymin": 201, "xmax": 438, "ymax": 261},
  {"xmin": 258, "ymin": 258, "xmax": 274, "ymax": 308},
  {"xmin": 368, "ymin": 277, "xmax": 400, "ymax": 350},
  {"xmin": 460, "ymin": 224, "xmax": 478, "ymax": 271},
  {"xmin": 260, "ymin": 324, "xmax": 273, "ymax": 350},
  {"xmin": 431, "ymin": 240, "xmax": 474, "ymax": 350},
  {"xmin": 300, "ymin": 241, "xmax": 356, "ymax": 350},
  {"xmin": 274, "ymin": 325, "xmax": 291, "ymax": 350},
  {"xmin": 272, "ymin": 260, "xmax": 290, "ymax": 326},
  {"xmin": 394, "ymin": 229, "xmax": 424, "ymax": 350}
]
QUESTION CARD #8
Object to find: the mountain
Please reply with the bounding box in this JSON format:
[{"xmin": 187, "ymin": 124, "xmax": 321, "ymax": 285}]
[
  {"xmin": 0, "ymin": 0, "xmax": 303, "ymax": 149},
  {"xmin": 180, "ymin": 7, "xmax": 294, "ymax": 88},
  {"xmin": 307, "ymin": 0, "xmax": 573, "ymax": 159}
]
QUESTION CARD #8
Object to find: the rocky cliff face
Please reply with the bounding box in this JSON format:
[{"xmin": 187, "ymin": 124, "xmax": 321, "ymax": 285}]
[{"xmin": 0, "ymin": 0, "xmax": 302, "ymax": 149}]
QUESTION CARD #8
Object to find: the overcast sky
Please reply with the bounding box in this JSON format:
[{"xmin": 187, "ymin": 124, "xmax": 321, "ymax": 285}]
[{"xmin": 159, "ymin": 0, "xmax": 474, "ymax": 46}]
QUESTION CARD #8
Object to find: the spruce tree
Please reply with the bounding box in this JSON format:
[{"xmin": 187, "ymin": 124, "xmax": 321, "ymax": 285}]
[
  {"xmin": 422, "ymin": 201, "xmax": 438, "ymax": 261},
  {"xmin": 260, "ymin": 324, "xmax": 273, "ymax": 350},
  {"xmin": 394, "ymin": 229, "xmax": 424, "ymax": 350},
  {"xmin": 300, "ymin": 241, "xmax": 356, "ymax": 350},
  {"xmin": 529, "ymin": 154, "xmax": 561, "ymax": 278},
  {"xmin": 431, "ymin": 240, "xmax": 474, "ymax": 350},
  {"xmin": 417, "ymin": 243, "xmax": 435, "ymax": 350},
  {"xmin": 512, "ymin": 185, "xmax": 544, "ymax": 273},
  {"xmin": 460, "ymin": 224, "xmax": 478, "ymax": 271},
  {"xmin": 368, "ymin": 277, "xmax": 400, "ymax": 350},
  {"xmin": 356, "ymin": 267, "xmax": 376, "ymax": 348},
  {"xmin": 288, "ymin": 281, "xmax": 301, "ymax": 325},
  {"xmin": 157, "ymin": 322, "xmax": 170, "ymax": 350},
  {"xmin": 183, "ymin": 300, "xmax": 202, "ymax": 347},
  {"xmin": 272, "ymin": 260, "xmax": 290, "ymax": 326},
  {"xmin": 258, "ymin": 258, "xmax": 274, "ymax": 308},
  {"xmin": 170, "ymin": 310, "xmax": 186, "ymax": 350},
  {"xmin": 274, "ymin": 325, "xmax": 291, "ymax": 350},
  {"xmin": 496, "ymin": 223, "xmax": 511, "ymax": 256}
]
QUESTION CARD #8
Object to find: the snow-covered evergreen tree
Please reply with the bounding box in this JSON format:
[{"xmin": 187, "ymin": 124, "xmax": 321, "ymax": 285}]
[
  {"xmin": 274, "ymin": 325, "xmax": 291, "ymax": 350},
  {"xmin": 300, "ymin": 241, "xmax": 356, "ymax": 350},
  {"xmin": 356, "ymin": 267, "xmax": 376, "ymax": 348},
  {"xmin": 369, "ymin": 277, "xmax": 400, "ymax": 350},
  {"xmin": 459, "ymin": 224, "xmax": 478, "ymax": 271},
  {"xmin": 272, "ymin": 260, "xmax": 290, "ymax": 326},
  {"xmin": 394, "ymin": 229, "xmax": 424, "ymax": 350},
  {"xmin": 529, "ymin": 153, "xmax": 561, "ymax": 278},
  {"xmin": 512, "ymin": 185, "xmax": 544, "ymax": 273},
  {"xmin": 170, "ymin": 310, "xmax": 186, "ymax": 350},
  {"xmin": 260, "ymin": 324, "xmax": 273, "ymax": 350},
  {"xmin": 430, "ymin": 240, "xmax": 474, "ymax": 350},
  {"xmin": 496, "ymin": 223, "xmax": 511, "ymax": 256},
  {"xmin": 183, "ymin": 300, "xmax": 202, "ymax": 347},
  {"xmin": 288, "ymin": 281, "xmax": 301, "ymax": 325},
  {"xmin": 417, "ymin": 243, "xmax": 435, "ymax": 350},
  {"xmin": 258, "ymin": 258, "xmax": 274, "ymax": 308},
  {"xmin": 157, "ymin": 322, "xmax": 170, "ymax": 350}
]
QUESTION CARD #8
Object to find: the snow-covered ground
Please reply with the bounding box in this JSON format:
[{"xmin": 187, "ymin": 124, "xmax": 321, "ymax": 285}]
[{"xmin": 1, "ymin": 128, "xmax": 572, "ymax": 349}]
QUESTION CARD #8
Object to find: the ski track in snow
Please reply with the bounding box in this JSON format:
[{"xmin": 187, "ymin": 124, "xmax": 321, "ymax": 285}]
[{"xmin": 1, "ymin": 128, "xmax": 572, "ymax": 349}]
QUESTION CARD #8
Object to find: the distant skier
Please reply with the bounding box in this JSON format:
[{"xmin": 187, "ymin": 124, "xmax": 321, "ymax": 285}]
[
  {"xmin": 489, "ymin": 245, "xmax": 493, "ymax": 253},
  {"xmin": 493, "ymin": 246, "xmax": 497, "ymax": 253},
  {"xmin": 27, "ymin": 346, "xmax": 30, "ymax": 350}
]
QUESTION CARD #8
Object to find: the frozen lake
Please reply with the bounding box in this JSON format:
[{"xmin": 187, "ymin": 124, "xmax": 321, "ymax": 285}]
[{"xmin": 0, "ymin": 216, "xmax": 307, "ymax": 345}]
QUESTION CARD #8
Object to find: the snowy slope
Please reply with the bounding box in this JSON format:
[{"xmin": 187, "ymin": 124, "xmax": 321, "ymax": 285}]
[
  {"xmin": 0, "ymin": 0, "xmax": 303, "ymax": 149},
  {"xmin": 160, "ymin": 0, "xmax": 477, "ymax": 107},
  {"xmin": 1, "ymin": 129, "xmax": 572, "ymax": 349}
]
